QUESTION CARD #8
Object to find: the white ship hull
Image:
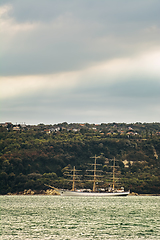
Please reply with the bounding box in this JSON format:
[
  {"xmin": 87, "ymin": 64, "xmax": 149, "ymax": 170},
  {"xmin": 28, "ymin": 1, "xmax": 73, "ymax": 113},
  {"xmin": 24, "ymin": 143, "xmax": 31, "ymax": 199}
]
[{"xmin": 58, "ymin": 190, "xmax": 130, "ymax": 197}]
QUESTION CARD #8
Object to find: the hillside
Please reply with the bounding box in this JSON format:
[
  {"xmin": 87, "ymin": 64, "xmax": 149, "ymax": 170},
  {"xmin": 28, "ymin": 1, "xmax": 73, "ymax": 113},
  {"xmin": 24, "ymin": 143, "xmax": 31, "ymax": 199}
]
[{"xmin": 0, "ymin": 122, "xmax": 160, "ymax": 194}]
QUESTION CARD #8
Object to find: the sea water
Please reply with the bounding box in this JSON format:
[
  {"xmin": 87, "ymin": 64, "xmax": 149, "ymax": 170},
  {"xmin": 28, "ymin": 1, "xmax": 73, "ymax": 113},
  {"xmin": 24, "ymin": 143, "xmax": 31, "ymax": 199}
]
[{"xmin": 1, "ymin": 195, "xmax": 160, "ymax": 240}]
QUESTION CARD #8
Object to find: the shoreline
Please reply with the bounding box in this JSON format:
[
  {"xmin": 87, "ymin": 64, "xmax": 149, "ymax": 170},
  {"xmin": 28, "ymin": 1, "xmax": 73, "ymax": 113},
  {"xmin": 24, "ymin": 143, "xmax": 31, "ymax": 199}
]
[
  {"xmin": 1, "ymin": 194, "xmax": 160, "ymax": 196},
  {"xmin": 138, "ymin": 194, "xmax": 160, "ymax": 196},
  {"xmin": 1, "ymin": 191, "xmax": 160, "ymax": 196},
  {"xmin": 4, "ymin": 189, "xmax": 60, "ymax": 196}
]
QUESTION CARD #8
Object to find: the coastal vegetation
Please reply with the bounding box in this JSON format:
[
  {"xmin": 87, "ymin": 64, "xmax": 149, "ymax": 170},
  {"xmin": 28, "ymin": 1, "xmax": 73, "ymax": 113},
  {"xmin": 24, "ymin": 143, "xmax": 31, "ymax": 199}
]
[{"xmin": 0, "ymin": 122, "xmax": 160, "ymax": 194}]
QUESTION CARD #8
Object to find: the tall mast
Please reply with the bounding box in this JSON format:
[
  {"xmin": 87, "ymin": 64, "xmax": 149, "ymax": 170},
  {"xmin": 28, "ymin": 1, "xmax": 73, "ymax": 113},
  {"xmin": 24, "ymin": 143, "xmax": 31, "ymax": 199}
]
[
  {"xmin": 93, "ymin": 155, "xmax": 97, "ymax": 192},
  {"xmin": 64, "ymin": 166, "xmax": 81, "ymax": 191},
  {"xmin": 90, "ymin": 154, "xmax": 101, "ymax": 192},
  {"xmin": 72, "ymin": 166, "xmax": 76, "ymax": 191},
  {"xmin": 113, "ymin": 157, "xmax": 115, "ymax": 190}
]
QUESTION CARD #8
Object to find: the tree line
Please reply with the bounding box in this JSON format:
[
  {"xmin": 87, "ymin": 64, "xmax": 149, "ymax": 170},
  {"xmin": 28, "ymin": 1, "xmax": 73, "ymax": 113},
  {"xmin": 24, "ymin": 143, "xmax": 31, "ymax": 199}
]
[{"xmin": 0, "ymin": 123, "xmax": 160, "ymax": 194}]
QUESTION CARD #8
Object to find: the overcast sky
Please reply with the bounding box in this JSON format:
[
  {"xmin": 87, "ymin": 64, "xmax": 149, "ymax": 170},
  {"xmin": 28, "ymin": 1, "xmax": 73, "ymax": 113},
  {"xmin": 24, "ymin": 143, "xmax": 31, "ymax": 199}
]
[{"xmin": 1, "ymin": 0, "xmax": 160, "ymax": 125}]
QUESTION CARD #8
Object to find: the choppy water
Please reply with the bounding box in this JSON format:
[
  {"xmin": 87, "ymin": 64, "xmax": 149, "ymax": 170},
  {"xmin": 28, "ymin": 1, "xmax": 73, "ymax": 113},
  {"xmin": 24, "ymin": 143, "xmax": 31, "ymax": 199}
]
[{"xmin": 1, "ymin": 195, "xmax": 160, "ymax": 240}]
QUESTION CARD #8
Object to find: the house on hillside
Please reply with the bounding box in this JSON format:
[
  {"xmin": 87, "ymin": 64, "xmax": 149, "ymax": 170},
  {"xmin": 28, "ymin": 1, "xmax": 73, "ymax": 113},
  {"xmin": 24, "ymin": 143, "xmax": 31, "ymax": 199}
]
[
  {"xmin": 13, "ymin": 126, "xmax": 20, "ymax": 131},
  {"xmin": 44, "ymin": 129, "xmax": 51, "ymax": 134}
]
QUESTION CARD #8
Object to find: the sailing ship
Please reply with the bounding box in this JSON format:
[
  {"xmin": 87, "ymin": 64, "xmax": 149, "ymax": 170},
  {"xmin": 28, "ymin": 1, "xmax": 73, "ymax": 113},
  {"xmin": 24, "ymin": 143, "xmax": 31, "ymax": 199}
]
[{"xmin": 46, "ymin": 155, "xmax": 130, "ymax": 197}]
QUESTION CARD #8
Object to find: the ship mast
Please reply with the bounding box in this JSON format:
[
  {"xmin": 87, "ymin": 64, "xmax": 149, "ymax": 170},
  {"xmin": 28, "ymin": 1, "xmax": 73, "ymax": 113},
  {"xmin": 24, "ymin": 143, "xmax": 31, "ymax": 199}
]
[
  {"xmin": 71, "ymin": 166, "xmax": 82, "ymax": 191},
  {"xmin": 93, "ymin": 155, "xmax": 98, "ymax": 192},
  {"xmin": 112, "ymin": 157, "xmax": 115, "ymax": 190},
  {"xmin": 63, "ymin": 165, "xmax": 81, "ymax": 191},
  {"xmin": 90, "ymin": 154, "xmax": 102, "ymax": 192},
  {"xmin": 72, "ymin": 166, "xmax": 76, "ymax": 191},
  {"xmin": 111, "ymin": 157, "xmax": 120, "ymax": 190}
]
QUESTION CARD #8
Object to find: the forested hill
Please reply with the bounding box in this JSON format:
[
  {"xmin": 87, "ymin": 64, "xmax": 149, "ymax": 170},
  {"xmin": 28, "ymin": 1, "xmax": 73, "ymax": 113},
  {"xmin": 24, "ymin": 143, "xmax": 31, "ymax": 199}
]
[{"xmin": 0, "ymin": 122, "xmax": 160, "ymax": 194}]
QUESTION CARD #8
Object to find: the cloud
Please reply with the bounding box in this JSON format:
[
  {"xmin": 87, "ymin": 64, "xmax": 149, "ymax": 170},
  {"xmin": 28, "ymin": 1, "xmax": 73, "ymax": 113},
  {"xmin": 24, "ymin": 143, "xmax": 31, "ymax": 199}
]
[
  {"xmin": 1, "ymin": 49, "xmax": 160, "ymax": 100},
  {"xmin": 0, "ymin": 0, "xmax": 160, "ymax": 124},
  {"xmin": 0, "ymin": 71, "xmax": 78, "ymax": 99},
  {"xmin": 1, "ymin": 1, "xmax": 160, "ymax": 76},
  {"xmin": 2, "ymin": 84, "xmax": 160, "ymax": 124}
]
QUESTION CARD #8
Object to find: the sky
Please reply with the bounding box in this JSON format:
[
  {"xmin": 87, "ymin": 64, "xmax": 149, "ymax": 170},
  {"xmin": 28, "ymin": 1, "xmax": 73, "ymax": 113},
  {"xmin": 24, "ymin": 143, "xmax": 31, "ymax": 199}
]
[{"xmin": 0, "ymin": 0, "xmax": 160, "ymax": 125}]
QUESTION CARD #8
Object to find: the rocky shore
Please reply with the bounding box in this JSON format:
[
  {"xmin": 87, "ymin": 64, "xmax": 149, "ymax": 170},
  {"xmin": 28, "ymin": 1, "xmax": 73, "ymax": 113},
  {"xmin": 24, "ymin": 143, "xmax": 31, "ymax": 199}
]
[
  {"xmin": 129, "ymin": 192, "xmax": 160, "ymax": 196},
  {"xmin": 129, "ymin": 192, "xmax": 139, "ymax": 196},
  {"xmin": 7, "ymin": 189, "xmax": 60, "ymax": 195}
]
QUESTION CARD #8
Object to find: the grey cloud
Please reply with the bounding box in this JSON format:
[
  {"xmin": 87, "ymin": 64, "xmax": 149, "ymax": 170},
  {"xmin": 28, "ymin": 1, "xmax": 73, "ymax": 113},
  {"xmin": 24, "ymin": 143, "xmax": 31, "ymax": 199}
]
[
  {"xmin": 1, "ymin": 0, "xmax": 160, "ymax": 124},
  {"xmin": 1, "ymin": 93, "xmax": 159, "ymax": 125},
  {"xmin": 1, "ymin": 78, "xmax": 159, "ymax": 124},
  {"xmin": 73, "ymin": 76, "xmax": 160, "ymax": 99},
  {"xmin": 107, "ymin": 78, "xmax": 160, "ymax": 98},
  {"xmin": 1, "ymin": 0, "xmax": 160, "ymax": 76},
  {"xmin": 2, "ymin": 0, "xmax": 160, "ymax": 24}
]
